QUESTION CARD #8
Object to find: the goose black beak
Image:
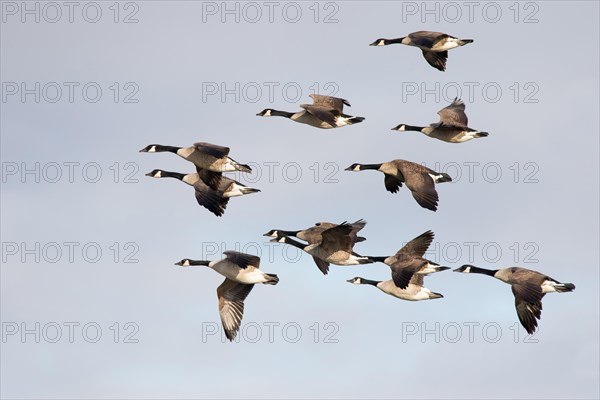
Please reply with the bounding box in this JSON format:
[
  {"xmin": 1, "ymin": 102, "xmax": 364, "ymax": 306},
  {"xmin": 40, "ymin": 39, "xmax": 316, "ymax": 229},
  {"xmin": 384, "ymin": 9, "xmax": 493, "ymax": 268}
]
[
  {"xmin": 144, "ymin": 172, "xmax": 154, "ymax": 177},
  {"xmin": 174, "ymin": 261, "xmax": 183, "ymax": 266}
]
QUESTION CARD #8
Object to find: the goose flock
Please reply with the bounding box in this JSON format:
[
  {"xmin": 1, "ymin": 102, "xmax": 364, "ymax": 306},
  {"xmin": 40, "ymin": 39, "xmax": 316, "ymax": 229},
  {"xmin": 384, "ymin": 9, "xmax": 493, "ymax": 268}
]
[{"xmin": 141, "ymin": 31, "xmax": 575, "ymax": 341}]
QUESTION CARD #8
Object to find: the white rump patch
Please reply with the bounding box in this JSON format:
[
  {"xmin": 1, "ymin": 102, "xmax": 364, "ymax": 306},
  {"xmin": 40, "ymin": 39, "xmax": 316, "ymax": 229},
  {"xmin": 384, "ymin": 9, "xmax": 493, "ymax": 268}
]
[
  {"xmin": 428, "ymin": 173, "xmax": 444, "ymax": 183},
  {"xmin": 420, "ymin": 263, "xmax": 441, "ymax": 274},
  {"xmin": 541, "ymin": 280, "xmax": 559, "ymax": 293}
]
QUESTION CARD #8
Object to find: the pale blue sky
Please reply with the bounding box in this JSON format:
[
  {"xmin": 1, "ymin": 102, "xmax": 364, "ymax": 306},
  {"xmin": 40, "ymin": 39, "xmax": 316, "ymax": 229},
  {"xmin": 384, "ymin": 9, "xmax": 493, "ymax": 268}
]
[{"xmin": 1, "ymin": 1, "xmax": 599, "ymax": 399}]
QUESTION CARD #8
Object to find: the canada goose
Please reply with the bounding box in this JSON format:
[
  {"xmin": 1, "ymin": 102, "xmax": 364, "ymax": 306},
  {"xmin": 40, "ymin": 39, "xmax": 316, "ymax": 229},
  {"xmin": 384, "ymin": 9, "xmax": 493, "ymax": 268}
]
[
  {"xmin": 139, "ymin": 142, "xmax": 251, "ymax": 190},
  {"xmin": 345, "ymin": 160, "xmax": 452, "ymax": 211},
  {"xmin": 145, "ymin": 169, "xmax": 260, "ymax": 217},
  {"xmin": 257, "ymin": 94, "xmax": 365, "ymax": 129},
  {"xmin": 347, "ymin": 275, "xmax": 443, "ymax": 301},
  {"xmin": 392, "ymin": 98, "xmax": 489, "ymax": 143},
  {"xmin": 175, "ymin": 251, "xmax": 278, "ymax": 341},
  {"xmin": 271, "ymin": 222, "xmax": 373, "ymax": 275},
  {"xmin": 454, "ymin": 265, "xmax": 576, "ymax": 334},
  {"xmin": 370, "ymin": 31, "xmax": 473, "ymax": 71},
  {"xmin": 368, "ymin": 230, "xmax": 449, "ymax": 289},
  {"xmin": 263, "ymin": 219, "xmax": 367, "ymax": 245}
]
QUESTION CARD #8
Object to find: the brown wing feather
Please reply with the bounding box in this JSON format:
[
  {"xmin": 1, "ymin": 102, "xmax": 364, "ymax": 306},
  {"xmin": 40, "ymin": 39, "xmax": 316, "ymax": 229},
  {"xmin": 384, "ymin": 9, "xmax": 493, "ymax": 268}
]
[
  {"xmin": 196, "ymin": 167, "xmax": 223, "ymax": 191},
  {"xmin": 422, "ymin": 50, "xmax": 448, "ymax": 71},
  {"xmin": 300, "ymin": 105, "xmax": 338, "ymax": 127},
  {"xmin": 390, "ymin": 258, "xmax": 425, "ymax": 289},
  {"xmin": 309, "ymin": 94, "xmax": 350, "ymax": 112},
  {"xmin": 194, "ymin": 182, "xmax": 229, "ymax": 217},
  {"xmin": 223, "ymin": 251, "xmax": 260, "ymax": 269},
  {"xmin": 312, "ymin": 256, "xmax": 330, "ymax": 275},
  {"xmin": 408, "ymin": 273, "xmax": 425, "ymax": 287},
  {"xmin": 384, "ymin": 174, "xmax": 403, "ymax": 193},
  {"xmin": 307, "ymin": 219, "xmax": 366, "ymax": 245},
  {"xmin": 403, "ymin": 171, "xmax": 439, "ymax": 211},
  {"xmin": 408, "ymin": 31, "xmax": 446, "ymax": 47},
  {"xmin": 193, "ymin": 142, "xmax": 230, "ymax": 158},
  {"xmin": 395, "ymin": 231, "xmax": 435, "ymax": 259},
  {"xmin": 217, "ymin": 279, "xmax": 254, "ymax": 341},
  {"xmin": 437, "ymin": 98, "xmax": 468, "ymax": 127},
  {"xmin": 512, "ymin": 284, "xmax": 545, "ymax": 335},
  {"xmin": 320, "ymin": 223, "xmax": 354, "ymax": 252}
]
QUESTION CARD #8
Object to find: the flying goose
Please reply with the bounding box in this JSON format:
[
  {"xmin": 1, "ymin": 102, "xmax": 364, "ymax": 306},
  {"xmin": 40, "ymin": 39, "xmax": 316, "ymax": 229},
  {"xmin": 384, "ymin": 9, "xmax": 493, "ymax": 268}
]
[
  {"xmin": 392, "ymin": 98, "xmax": 489, "ymax": 143},
  {"xmin": 271, "ymin": 222, "xmax": 373, "ymax": 275},
  {"xmin": 454, "ymin": 265, "xmax": 576, "ymax": 334},
  {"xmin": 139, "ymin": 142, "xmax": 251, "ymax": 190},
  {"xmin": 256, "ymin": 94, "xmax": 365, "ymax": 129},
  {"xmin": 263, "ymin": 219, "xmax": 367, "ymax": 245},
  {"xmin": 175, "ymin": 251, "xmax": 279, "ymax": 341},
  {"xmin": 368, "ymin": 231, "xmax": 449, "ymax": 289},
  {"xmin": 345, "ymin": 160, "xmax": 452, "ymax": 211},
  {"xmin": 347, "ymin": 275, "xmax": 443, "ymax": 301},
  {"xmin": 370, "ymin": 31, "xmax": 473, "ymax": 71},
  {"xmin": 145, "ymin": 169, "xmax": 260, "ymax": 217}
]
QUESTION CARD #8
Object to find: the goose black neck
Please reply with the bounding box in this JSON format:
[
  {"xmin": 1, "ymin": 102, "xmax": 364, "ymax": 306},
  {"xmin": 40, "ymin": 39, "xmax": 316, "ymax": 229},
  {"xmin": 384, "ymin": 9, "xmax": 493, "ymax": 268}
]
[
  {"xmin": 403, "ymin": 125, "xmax": 425, "ymax": 131},
  {"xmin": 189, "ymin": 260, "xmax": 210, "ymax": 266},
  {"xmin": 361, "ymin": 164, "xmax": 382, "ymax": 171},
  {"xmin": 367, "ymin": 256, "xmax": 388, "ymax": 263},
  {"xmin": 281, "ymin": 236, "xmax": 306, "ymax": 250},
  {"xmin": 271, "ymin": 110, "xmax": 295, "ymax": 118},
  {"xmin": 160, "ymin": 171, "xmax": 186, "ymax": 180},
  {"xmin": 468, "ymin": 266, "xmax": 499, "ymax": 276},
  {"xmin": 279, "ymin": 230, "xmax": 301, "ymax": 237},
  {"xmin": 154, "ymin": 145, "xmax": 181, "ymax": 153},
  {"xmin": 361, "ymin": 278, "xmax": 381, "ymax": 286},
  {"xmin": 387, "ymin": 37, "xmax": 405, "ymax": 45}
]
